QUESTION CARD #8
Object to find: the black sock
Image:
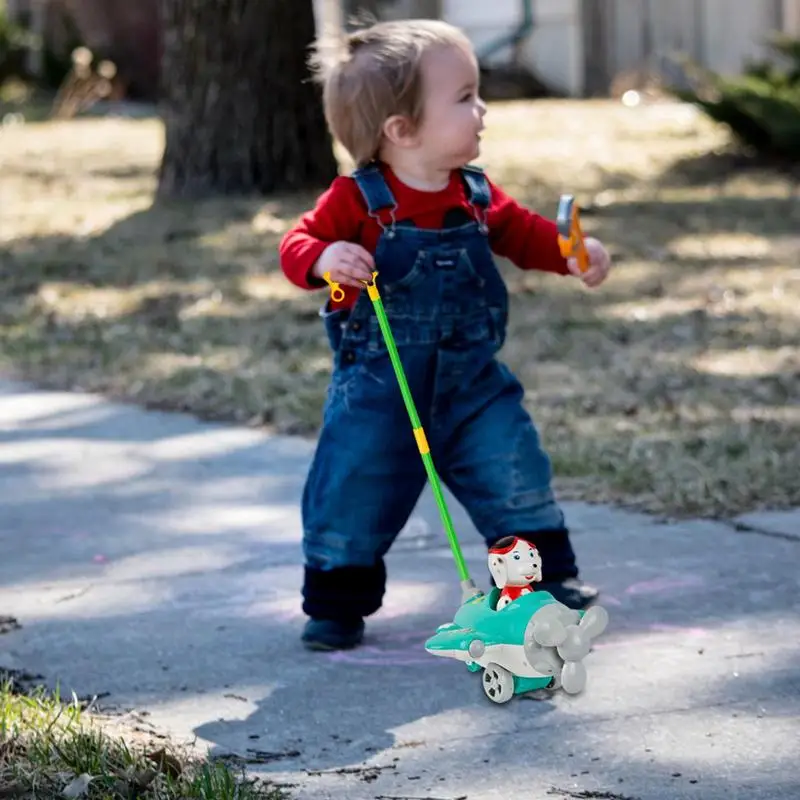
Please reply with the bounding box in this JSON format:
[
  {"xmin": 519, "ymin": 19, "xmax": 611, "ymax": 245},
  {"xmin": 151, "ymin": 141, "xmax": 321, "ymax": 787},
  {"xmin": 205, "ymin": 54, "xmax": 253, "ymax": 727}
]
[{"xmin": 302, "ymin": 561, "xmax": 387, "ymax": 620}]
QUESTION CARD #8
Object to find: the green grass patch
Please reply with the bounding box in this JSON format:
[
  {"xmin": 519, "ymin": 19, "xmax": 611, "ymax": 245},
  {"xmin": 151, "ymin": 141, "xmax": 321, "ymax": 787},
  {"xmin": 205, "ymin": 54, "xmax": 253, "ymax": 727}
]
[{"xmin": 0, "ymin": 675, "xmax": 288, "ymax": 800}]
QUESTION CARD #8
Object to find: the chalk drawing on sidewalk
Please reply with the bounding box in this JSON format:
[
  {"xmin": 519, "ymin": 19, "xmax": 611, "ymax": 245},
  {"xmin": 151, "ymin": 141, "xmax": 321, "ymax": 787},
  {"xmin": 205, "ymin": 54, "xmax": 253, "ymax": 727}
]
[
  {"xmin": 591, "ymin": 622, "xmax": 711, "ymax": 649},
  {"xmin": 325, "ymin": 630, "xmax": 450, "ymax": 667},
  {"xmin": 647, "ymin": 623, "xmax": 709, "ymax": 637},
  {"xmin": 624, "ymin": 574, "xmax": 706, "ymax": 596}
]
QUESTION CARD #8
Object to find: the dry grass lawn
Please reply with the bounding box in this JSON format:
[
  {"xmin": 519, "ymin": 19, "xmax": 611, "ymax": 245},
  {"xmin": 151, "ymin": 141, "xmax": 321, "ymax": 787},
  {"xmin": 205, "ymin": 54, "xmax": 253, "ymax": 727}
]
[{"xmin": 1, "ymin": 99, "xmax": 798, "ymax": 518}]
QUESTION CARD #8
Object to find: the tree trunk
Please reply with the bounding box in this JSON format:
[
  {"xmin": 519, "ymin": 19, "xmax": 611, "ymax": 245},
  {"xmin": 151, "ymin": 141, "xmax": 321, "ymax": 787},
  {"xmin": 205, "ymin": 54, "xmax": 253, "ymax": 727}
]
[{"xmin": 157, "ymin": 0, "xmax": 338, "ymax": 198}]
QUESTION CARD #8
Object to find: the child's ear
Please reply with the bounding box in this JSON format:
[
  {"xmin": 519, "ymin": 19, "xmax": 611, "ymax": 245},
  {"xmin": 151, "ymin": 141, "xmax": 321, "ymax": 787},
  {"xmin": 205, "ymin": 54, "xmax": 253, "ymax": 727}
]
[{"xmin": 382, "ymin": 114, "xmax": 418, "ymax": 148}]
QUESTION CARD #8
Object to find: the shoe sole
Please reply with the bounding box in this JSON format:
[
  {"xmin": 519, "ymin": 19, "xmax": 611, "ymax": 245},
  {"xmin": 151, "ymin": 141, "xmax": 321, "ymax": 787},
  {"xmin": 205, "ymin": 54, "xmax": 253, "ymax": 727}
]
[
  {"xmin": 549, "ymin": 593, "xmax": 599, "ymax": 612},
  {"xmin": 302, "ymin": 636, "xmax": 363, "ymax": 652},
  {"xmin": 302, "ymin": 638, "xmax": 336, "ymax": 652}
]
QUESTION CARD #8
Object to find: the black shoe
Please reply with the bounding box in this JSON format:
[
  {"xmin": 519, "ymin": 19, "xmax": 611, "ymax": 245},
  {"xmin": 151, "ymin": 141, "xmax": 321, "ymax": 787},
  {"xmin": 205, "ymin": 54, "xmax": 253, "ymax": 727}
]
[
  {"xmin": 301, "ymin": 617, "xmax": 365, "ymax": 651},
  {"xmin": 538, "ymin": 578, "xmax": 598, "ymax": 610}
]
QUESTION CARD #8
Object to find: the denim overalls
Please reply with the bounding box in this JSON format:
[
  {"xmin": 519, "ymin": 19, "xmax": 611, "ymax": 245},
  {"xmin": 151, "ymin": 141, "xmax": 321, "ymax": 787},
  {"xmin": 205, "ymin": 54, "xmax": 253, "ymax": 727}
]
[{"xmin": 301, "ymin": 163, "xmax": 577, "ymax": 621}]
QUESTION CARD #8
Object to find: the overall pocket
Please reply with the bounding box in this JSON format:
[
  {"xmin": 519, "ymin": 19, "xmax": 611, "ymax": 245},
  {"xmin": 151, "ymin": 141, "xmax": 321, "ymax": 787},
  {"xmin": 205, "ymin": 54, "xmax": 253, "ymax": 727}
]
[
  {"xmin": 455, "ymin": 248, "xmax": 487, "ymax": 289},
  {"xmin": 320, "ymin": 301, "xmax": 350, "ymax": 351},
  {"xmin": 382, "ymin": 251, "xmax": 429, "ymax": 294}
]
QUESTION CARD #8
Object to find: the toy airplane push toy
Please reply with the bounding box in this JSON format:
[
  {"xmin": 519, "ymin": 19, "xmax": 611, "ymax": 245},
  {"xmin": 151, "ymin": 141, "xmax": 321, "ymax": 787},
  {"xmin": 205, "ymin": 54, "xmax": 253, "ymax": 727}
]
[{"xmin": 323, "ymin": 195, "xmax": 609, "ymax": 705}]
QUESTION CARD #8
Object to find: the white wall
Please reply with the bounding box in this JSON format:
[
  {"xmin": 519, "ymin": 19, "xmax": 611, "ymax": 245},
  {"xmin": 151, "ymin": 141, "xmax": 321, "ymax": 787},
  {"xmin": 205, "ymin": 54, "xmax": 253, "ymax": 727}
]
[
  {"xmin": 314, "ymin": 0, "xmax": 795, "ymax": 98},
  {"xmin": 442, "ymin": 0, "xmax": 584, "ymax": 95},
  {"xmin": 606, "ymin": 0, "xmax": 786, "ymax": 81},
  {"xmin": 786, "ymin": 0, "xmax": 800, "ymax": 33},
  {"xmin": 700, "ymin": 0, "xmax": 782, "ymax": 75}
]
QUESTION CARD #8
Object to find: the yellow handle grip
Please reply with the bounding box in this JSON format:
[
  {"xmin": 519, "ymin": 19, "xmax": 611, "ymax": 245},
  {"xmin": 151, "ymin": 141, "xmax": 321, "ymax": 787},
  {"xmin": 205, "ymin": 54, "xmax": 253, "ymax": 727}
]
[
  {"xmin": 363, "ymin": 271, "xmax": 379, "ymax": 300},
  {"xmin": 322, "ymin": 271, "xmax": 345, "ymax": 302}
]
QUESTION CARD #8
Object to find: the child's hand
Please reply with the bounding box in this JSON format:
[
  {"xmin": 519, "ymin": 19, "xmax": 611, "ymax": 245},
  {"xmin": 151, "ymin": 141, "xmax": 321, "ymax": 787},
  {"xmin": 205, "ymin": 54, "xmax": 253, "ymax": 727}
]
[
  {"xmin": 311, "ymin": 241, "xmax": 375, "ymax": 288},
  {"xmin": 566, "ymin": 237, "xmax": 611, "ymax": 288}
]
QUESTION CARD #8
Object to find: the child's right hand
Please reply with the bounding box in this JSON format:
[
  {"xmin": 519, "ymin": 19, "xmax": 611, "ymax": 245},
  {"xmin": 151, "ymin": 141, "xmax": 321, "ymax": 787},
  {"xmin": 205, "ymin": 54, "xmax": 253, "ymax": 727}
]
[{"xmin": 311, "ymin": 241, "xmax": 375, "ymax": 288}]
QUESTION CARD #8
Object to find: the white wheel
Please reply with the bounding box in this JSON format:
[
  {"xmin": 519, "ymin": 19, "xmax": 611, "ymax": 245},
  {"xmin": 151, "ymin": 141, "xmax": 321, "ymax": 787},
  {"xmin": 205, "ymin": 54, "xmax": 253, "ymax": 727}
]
[
  {"xmin": 482, "ymin": 663, "xmax": 515, "ymax": 704},
  {"xmin": 561, "ymin": 661, "xmax": 587, "ymax": 695}
]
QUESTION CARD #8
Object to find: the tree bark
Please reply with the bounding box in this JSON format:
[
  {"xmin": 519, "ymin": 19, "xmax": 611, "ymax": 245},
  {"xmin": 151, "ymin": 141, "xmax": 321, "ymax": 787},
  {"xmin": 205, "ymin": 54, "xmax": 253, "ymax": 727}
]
[{"xmin": 157, "ymin": 0, "xmax": 338, "ymax": 198}]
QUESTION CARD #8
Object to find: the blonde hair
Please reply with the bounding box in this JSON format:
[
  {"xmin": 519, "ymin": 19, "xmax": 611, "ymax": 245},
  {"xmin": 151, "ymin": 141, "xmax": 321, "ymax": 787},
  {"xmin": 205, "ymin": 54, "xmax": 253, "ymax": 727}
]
[{"xmin": 310, "ymin": 19, "xmax": 474, "ymax": 167}]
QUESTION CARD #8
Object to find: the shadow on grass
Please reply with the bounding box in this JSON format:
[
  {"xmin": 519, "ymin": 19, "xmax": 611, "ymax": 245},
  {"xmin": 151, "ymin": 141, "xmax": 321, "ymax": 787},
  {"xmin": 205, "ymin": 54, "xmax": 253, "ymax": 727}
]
[
  {"xmin": 88, "ymin": 163, "xmax": 162, "ymax": 181},
  {"xmin": 2, "ymin": 176, "xmax": 799, "ymax": 513},
  {"xmin": 660, "ymin": 148, "xmax": 800, "ymax": 187},
  {"xmin": 586, "ymin": 195, "xmax": 800, "ymax": 239}
]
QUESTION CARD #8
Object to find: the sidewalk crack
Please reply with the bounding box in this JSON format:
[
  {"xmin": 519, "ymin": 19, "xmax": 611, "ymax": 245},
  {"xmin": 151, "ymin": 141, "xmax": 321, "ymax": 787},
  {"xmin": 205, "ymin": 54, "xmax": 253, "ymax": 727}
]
[{"xmin": 722, "ymin": 519, "xmax": 799, "ymax": 543}]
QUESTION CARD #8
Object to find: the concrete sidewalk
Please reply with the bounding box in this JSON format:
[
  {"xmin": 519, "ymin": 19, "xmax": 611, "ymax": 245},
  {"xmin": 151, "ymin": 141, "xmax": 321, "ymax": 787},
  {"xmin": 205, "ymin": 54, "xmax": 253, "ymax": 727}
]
[{"xmin": 0, "ymin": 379, "xmax": 798, "ymax": 800}]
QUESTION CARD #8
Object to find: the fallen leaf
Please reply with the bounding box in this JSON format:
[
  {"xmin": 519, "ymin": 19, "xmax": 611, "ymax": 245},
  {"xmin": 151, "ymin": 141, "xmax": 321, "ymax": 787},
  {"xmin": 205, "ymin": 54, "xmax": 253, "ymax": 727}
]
[
  {"xmin": 130, "ymin": 768, "xmax": 158, "ymax": 789},
  {"xmin": 0, "ymin": 781, "xmax": 26, "ymax": 798},
  {"xmin": 0, "ymin": 616, "xmax": 21, "ymax": 635},
  {"xmin": 62, "ymin": 774, "xmax": 93, "ymax": 798},
  {"xmin": 146, "ymin": 748, "xmax": 183, "ymax": 779}
]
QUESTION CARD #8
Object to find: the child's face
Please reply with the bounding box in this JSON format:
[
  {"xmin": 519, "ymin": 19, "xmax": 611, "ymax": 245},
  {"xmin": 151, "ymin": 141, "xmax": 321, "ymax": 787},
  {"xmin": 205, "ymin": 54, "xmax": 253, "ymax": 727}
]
[{"xmin": 416, "ymin": 44, "xmax": 486, "ymax": 168}]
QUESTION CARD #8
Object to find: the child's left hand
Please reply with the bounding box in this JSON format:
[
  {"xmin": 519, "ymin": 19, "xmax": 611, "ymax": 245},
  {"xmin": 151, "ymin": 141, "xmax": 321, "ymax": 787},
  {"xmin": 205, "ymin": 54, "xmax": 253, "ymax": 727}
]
[{"xmin": 566, "ymin": 237, "xmax": 611, "ymax": 288}]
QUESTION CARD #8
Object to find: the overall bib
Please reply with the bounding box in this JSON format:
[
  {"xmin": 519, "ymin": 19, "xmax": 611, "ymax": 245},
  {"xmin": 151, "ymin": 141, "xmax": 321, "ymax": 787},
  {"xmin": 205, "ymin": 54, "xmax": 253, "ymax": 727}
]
[{"xmin": 301, "ymin": 164, "xmax": 576, "ymax": 620}]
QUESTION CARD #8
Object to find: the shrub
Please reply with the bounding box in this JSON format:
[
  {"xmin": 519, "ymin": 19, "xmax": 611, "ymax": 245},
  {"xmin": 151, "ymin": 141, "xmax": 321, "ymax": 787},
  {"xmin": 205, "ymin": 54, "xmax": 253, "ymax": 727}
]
[
  {"xmin": 0, "ymin": 5, "xmax": 29, "ymax": 84},
  {"xmin": 670, "ymin": 34, "xmax": 800, "ymax": 161}
]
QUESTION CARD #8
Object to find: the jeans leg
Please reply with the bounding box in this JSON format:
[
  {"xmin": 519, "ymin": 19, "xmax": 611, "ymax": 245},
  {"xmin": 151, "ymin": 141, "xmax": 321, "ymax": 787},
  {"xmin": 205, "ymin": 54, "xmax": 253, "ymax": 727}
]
[
  {"xmin": 439, "ymin": 361, "xmax": 578, "ymax": 581},
  {"xmin": 301, "ymin": 355, "xmax": 429, "ymax": 619}
]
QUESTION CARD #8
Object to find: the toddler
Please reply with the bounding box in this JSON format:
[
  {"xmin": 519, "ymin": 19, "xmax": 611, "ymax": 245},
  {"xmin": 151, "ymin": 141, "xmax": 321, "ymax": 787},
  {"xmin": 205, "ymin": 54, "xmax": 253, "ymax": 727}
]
[{"xmin": 279, "ymin": 19, "xmax": 612, "ymax": 651}]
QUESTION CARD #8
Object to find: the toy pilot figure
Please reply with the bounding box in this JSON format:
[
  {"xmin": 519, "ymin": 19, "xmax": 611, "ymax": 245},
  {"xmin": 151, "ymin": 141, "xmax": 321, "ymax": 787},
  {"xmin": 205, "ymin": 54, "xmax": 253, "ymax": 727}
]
[{"xmin": 488, "ymin": 536, "xmax": 543, "ymax": 609}]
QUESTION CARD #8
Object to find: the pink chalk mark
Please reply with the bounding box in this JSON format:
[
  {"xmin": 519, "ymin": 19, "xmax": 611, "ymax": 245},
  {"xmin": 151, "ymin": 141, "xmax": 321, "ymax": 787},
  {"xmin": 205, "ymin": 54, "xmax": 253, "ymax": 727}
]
[
  {"xmin": 599, "ymin": 594, "xmax": 624, "ymax": 607},
  {"xmin": 648, "ymin": 623, "xmax": 709, "ymax": 638},
  {"xmin": 92, "ymin": 554, "xmax": 108, "ymax": 564},
  {"xmin": 624, "ymin": 574, "xmax": 705, "ymax": 596},
  {"xmin": 324, "ymin": 629, "xmax": 446, "ymax": 667},
  {"xmin": 592, "ymin": 623, "xmax": 710, "ymax": 649},
  {"xmin": 327, "ymin": 648, "xmax": 446, "ymax": 667}
]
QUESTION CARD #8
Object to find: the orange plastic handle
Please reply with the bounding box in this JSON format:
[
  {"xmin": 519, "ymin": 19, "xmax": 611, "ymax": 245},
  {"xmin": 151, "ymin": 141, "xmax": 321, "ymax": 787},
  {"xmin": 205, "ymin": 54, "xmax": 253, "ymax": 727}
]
[{"xmin": 556, "ymin": 195, "xmax": 589, "ymax": 273}]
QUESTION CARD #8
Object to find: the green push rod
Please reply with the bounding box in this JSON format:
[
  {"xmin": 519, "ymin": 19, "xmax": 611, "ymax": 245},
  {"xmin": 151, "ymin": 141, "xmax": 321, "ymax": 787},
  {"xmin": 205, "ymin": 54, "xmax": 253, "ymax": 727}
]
[
  {"xmin": 321, "ymin": 269, "xmax": 479, "ymax": 600},
  {"xmin": 363, "ymin": 274, "xmax": 473, "ymax": 588}
]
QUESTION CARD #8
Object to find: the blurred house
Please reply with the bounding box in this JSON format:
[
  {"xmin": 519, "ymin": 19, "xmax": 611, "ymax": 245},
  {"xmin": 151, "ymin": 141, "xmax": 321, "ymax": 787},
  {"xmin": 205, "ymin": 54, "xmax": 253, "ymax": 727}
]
[
  {"xmin": 440, "ymin": 0, "xmax": 800, "ymax": 96},
  {"xmin": 317, "ymin": 0, "xmax": 800, "ymax": 96},
  {"xmin": 7, "ymin": 0, "xmax": 800, "ymax": 99}
]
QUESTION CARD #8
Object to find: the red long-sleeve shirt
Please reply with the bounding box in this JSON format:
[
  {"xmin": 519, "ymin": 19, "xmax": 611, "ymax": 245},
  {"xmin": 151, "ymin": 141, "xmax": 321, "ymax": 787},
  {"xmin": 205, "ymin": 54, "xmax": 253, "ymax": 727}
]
[{"xmin": 279, "ymin": 165, "xmax": 569, "ymax": 309}]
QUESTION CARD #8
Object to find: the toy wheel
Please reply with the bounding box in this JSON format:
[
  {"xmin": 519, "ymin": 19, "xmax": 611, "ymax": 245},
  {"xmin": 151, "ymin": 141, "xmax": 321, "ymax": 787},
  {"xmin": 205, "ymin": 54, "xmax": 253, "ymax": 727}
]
[{"xmin": 482, "ymin": 663, "xmax": 514, "ymax": 704}]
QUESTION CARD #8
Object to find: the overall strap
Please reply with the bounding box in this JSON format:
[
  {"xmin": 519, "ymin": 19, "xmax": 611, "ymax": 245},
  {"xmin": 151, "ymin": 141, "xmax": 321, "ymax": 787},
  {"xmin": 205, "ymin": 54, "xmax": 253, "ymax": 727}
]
[
  {"xmin": 460, "ymin": 165, "xmax": 491, "ymax": 233},
  {"xmin": 352, "ymin": 162, "xmax": 398, "ymax": 232},
  {"xmin": 460, "ymin": 165, "xmax": 491, "ymax": 209}
]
